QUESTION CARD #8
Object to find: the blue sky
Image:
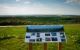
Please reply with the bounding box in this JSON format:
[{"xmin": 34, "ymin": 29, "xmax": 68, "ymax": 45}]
[{"xmin": 0, "ymin": 0, "xmax": 80, "ymax": 15}]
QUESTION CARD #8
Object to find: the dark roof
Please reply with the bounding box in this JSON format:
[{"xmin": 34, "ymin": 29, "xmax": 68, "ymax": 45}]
[{"xmin": 27, "ymin": 25, "xmax": 64, "ymax": 32}]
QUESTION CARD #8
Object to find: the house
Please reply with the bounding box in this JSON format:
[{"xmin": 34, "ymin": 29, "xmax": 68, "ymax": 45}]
[{"xmin": 25, "ymin": 25, "xmax": 66, "ymax": 43}]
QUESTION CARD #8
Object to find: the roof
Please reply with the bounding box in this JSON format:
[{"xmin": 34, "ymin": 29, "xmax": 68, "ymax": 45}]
[{"xmin": 27, "ymin": 25, "xmax": 64, "ymax": 32}]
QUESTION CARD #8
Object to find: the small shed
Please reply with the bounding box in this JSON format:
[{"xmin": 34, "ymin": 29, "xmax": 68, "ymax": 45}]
[{"xmin": 25, "ymin": 25, "xmax": 66, "ymax": 43}]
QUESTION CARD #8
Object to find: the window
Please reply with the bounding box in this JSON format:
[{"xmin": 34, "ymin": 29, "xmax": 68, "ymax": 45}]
[
  {"xmin": 45, "ymin": 38, "xmax": 51, "ymax": 41},
  {"xmin": 29, "ymin": 39, "xmax": 35, "ymax": 42},
  {"xmin": 51, "ymin": 32, "xmax": 57, "ymax": 36},
  {"xmin": 26, "ymin": 36, "xmax": 30, "ymax": 38},
  {"xmin": 37, "ymin": 33, "xmax": 40, "ymax": 37},
  {"xmin": 52, "ymin": 37, "xmax": 57, "ymax": 41},
  {"xmin": 45, "ymin": 33, "xmax": 50, "ymax": 36},
  {"xmin": 36, "ymin": 38, "xmax": 42, "ymax": 42}
]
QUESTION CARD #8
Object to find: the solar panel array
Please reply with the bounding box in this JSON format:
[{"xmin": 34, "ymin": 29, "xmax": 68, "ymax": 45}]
[{"xmin": 27, "ymin": 25, "xmax": 64, "ymax": 32}]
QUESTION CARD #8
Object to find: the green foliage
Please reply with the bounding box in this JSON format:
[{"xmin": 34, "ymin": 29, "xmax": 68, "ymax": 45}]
[
  {"xmin": 0, "ymin": 24, "xmax": 80, "ymax": 50},
  {"xmin": 0, "ymin": 15, "xmax": 80, "ymax": 25}
]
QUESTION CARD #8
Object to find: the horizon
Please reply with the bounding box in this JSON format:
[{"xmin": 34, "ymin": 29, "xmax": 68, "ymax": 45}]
[{"xmin": 0, "ymin": 15, "xmax": 80, "ymax": 17}]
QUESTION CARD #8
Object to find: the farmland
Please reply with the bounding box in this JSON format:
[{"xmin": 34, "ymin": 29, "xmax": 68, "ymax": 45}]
[
  {"xmin": 0, "ymin": 24, "xmax": 80, "ymax": 50},
  {"xmin": 0, "ymin": 15, "xmax": 80, "ymax": 50},
  {"xmin": 0, "ymin": 15, "xmax": 80, "ymax": 25}
]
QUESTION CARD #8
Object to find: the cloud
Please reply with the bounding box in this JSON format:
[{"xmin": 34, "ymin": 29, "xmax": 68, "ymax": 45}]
[
  {"xmin": 0, "ymin": 4, "xmax": 80, "ymax": 15},
  {"xmin": 16, "ymin": 0, "xmax": 32, "ymax": 2},
  {"xmin": 24, "ymin": 1, "xmax": 31, "ymax": 4},
  {"xmin": 16, "ymin": 0, "xmax": 21, "ymax": 2},
  {"xmin": 0, "ymin": 5, "xmax": 54, "ymax": 15},
  {"xmin": 16, "ymin": 0, "xmax": 32, "ymax": 5},
  {"xmin": 65, "ymin": 0, "xmax": 80, "ymax": 4}
]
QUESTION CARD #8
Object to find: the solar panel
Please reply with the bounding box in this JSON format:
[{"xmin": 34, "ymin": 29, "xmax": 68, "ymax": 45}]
[
  {"xmin": 27, "ymin": 25, "xmax": 64, "ymax": 32},
  {"xmin": 25, "ymin": 25, "xmax": 66, "ymax": 43}
]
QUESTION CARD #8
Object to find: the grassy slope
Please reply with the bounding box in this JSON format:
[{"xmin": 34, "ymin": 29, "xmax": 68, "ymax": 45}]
[{"xmin": 0, "ymin": 24, "xmax": 80, "ymax": 50}]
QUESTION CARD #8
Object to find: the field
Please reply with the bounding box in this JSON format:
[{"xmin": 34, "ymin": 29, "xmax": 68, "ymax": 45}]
[
  {"xmin": 0, "ymin": 15, "xmax": 80, "ymax": 25},
  {"xmin": 0, "ymin": 24, "xmax": 80, "ymax": 50}
]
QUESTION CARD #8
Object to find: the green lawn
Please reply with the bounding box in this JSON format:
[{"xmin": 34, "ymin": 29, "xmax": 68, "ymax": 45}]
[{"xmin": 0, "ymin": 24, "xmax": 80, "ymax": 50}]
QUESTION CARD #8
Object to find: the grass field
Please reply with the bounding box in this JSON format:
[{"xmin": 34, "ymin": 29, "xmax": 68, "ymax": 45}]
[{"xmin": 0, "ymin": 24, "xmax": 80, "ymax": 50}]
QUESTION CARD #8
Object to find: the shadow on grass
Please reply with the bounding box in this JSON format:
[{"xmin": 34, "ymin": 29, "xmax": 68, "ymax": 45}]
[{"xmin": 0, "ymin": 36, "xmax": 15, "ymax": 41}]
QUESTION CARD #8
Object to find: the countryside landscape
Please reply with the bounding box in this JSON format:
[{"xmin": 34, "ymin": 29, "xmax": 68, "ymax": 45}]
[
  {"xmin": 0, "ymin": 15, "xmax": 80, "ymax": 50},
  {"xmin": 0, "ymin": 0, "xmax": 80, "ymax": 50},
  {"xmin": 0, "ymin": 15, "xmax": 80, "ymax": 25}
]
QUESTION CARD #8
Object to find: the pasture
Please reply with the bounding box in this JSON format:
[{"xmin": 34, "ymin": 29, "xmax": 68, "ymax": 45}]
[{"xmin": 0, "ymin": 24, "xmax": 80, "ymax": 50}]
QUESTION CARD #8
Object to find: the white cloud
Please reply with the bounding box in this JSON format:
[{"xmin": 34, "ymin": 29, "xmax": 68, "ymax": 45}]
[
  {"xmin": 15, "ymin": 0, "xmax": 20, "ymax": 2},
  {"xmin": 16, "ymin": 0, "xmax": 32, "ymax": 5},
  {"xmin": 0, "ymin": 4, "xmax": 80, "ymax": 15},
  {"xmin": 16, "ymin": 0, "xmax": 32, "ymax": 2},
  {"xmin": 65, "ymin": 0, "xmax": 80, "ymax": 4},
  {"xmin": 24, "ymin": 1, "xmax": 31, "ymax": 4},
  {"xmin": 0, "ymin": 5, "xmax": 53, "ymax": 15}
]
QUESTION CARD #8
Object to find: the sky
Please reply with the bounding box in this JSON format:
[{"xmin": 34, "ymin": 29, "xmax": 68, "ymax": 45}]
[{"xmin": 0, "ymin": 0, "xmax": 80, "ymax": 15}]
